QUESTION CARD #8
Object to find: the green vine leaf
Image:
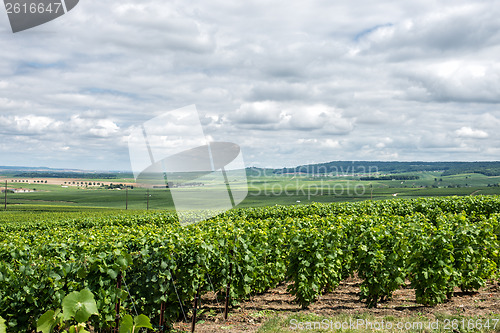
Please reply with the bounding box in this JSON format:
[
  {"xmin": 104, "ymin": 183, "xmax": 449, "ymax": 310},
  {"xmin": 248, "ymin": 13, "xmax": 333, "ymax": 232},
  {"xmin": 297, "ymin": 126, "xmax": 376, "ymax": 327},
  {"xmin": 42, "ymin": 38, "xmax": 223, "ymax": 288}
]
[
  {"xmin": 37, "ymin": 309, "xmax": 61, "ymax": 333},
  {"xmin": 0, "ymin": 316, "xmax": 6, "ymax": 333},
  {"xmin": 62, "ymin": 289, "xmax": 99, "ymax": 323}
]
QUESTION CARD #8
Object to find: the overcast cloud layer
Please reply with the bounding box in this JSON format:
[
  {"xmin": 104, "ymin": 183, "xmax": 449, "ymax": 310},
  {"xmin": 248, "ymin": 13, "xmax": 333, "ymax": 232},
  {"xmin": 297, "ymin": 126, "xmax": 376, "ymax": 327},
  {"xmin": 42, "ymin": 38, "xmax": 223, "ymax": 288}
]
[{"xmin": 1, "ymin": 0, "xmax": 500, "ymax": 170}]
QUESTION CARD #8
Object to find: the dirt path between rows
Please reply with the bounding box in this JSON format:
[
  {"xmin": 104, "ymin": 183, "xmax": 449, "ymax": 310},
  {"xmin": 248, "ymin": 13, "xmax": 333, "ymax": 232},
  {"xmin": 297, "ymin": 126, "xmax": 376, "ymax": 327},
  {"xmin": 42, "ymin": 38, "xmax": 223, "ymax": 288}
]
[{"xmin": 172, "ymin": 277, "xmax": 500, "ymax": 332}]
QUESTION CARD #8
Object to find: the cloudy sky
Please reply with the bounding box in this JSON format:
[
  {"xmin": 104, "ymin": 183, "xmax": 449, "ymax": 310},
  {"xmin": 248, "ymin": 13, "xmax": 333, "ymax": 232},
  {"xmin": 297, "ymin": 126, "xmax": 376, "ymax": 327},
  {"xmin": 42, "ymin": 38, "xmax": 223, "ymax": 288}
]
[{"xmin": 1, "ymin": 0, "xmax": 500, "ymax": 171}]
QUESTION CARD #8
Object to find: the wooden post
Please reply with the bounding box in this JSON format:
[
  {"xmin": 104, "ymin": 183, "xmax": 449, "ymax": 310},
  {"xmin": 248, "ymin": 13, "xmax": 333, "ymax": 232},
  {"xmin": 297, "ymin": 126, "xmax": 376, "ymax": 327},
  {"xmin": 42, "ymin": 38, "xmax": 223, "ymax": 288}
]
[
  {"xmin": 146, "ymin": 189, "xmax": 150, "ymax": 210},
  {"xmin": 191, "ymin": 288, "xmax": 200, "ymax": 333},
  {"xmin": 125, "ymin": 187, "xmax": 128, "ymax": 210},
  {"xmin": 159, "ymin": 302, "xmax": 166, "ymax": 333},
  {"xmin": 224, "ymin": 256, "xmax": 233, "ymax": 320},
  {"xmin": 4, "ymin": 181, "xmax": 7, "ymax": 210},
  {"xmin": 113, "ymin": 272, "xmax": 122, "ymax": 333}
]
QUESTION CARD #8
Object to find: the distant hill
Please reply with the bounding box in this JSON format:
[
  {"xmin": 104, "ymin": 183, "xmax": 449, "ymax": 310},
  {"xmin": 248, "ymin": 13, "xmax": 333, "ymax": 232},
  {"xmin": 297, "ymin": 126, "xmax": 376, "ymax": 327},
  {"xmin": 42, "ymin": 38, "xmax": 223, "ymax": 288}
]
[
  {"xmin": 5, "ymin": 161, "xmax": 500, "ymax": 179},
  {"xmin": 0, "ymin": 166, "xmax": 132, "ymax": 179},
  {"xmin": 272, "ymin": 161, "xmax": 500, "ymax": 177},
  {"xmin": 0, "ymin": 166, "xmax": 54, "ymax": 171},
  {"xmin": 13, "ymin": 171, "xmax": 123, "ymax": 179}
]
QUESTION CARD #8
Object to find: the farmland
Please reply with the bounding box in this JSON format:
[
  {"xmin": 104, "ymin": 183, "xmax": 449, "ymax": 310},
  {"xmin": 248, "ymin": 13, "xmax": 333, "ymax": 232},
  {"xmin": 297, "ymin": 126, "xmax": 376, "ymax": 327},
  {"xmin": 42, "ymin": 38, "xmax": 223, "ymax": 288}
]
[
  {"xmin": 0, "ymin": 196, "xmax": 499, "ymax": 332},
  {"xmin": 3, "ymin": 170, "xmax": 500, "ymax": 211}
]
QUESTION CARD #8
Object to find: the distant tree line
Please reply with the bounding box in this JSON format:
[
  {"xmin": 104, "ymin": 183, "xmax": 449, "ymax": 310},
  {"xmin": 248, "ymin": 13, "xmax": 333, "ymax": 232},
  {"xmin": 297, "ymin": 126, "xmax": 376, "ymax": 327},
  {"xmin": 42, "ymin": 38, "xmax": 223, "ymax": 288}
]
[
  {"xmin": 101, "ymin": 183, "xmax": 133, "ymax": 189},
  {"xmin": 441, "ymin": 167, "xmax": 500, "ymax": 177},
  {"xmin": 359, "ymin": 175, "xmax": 420, "ymax": 181},
  {"xmin": 14, "ymin": 172, "xmax": 119, "ymax": 179},
  {"xmin": 273, "ymin": 161, "xmax": 500, "ymax": 177}
]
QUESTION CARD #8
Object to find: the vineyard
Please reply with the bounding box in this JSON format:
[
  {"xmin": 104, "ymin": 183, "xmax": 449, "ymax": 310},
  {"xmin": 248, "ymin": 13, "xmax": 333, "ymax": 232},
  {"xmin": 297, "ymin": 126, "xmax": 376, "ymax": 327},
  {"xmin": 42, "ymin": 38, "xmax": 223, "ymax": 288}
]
[{"xmin": 0, "ymin": 196, "xmax": 499, "ymax": 331}]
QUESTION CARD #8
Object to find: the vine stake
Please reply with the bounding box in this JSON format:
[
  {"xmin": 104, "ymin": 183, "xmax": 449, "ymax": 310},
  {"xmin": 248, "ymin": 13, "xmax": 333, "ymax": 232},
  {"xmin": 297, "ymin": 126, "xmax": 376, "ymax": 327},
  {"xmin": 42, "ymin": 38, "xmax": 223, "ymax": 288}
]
[
  {"xmin": 224, "ymin": 251, "xmax": 233, "ymax": 320},
  {"xmin": 191, "ymin": 288, "xmax": 201, "ymax": 333},
  {"xmin": 159, "ymin": 301, "xmax": 166, "ymax": 333},
  {"xmin": 113, "ymin": 272, "xmax": 123, "ymax": 333}
]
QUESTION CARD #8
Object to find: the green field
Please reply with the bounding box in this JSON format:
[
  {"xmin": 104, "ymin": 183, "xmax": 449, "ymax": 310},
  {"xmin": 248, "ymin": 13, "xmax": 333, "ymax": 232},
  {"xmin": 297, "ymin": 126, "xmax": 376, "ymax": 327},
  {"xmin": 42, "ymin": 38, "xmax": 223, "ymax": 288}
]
[
  {"xmin": 1, "ymin": 196, "xmax": 499, "ymax": 332},
  {"xmin": 2, "ymin": 171, "xmax": 500, "ymax": 211},
  {"xmin": 2, "ymin": 168, "xmax": 500, "ymax": 331}
]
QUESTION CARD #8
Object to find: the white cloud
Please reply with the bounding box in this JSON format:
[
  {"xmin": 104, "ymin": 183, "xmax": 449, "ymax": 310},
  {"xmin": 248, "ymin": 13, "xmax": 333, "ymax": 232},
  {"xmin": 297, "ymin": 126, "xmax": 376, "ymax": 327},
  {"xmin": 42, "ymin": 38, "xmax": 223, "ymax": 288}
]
[
  {"xmin": 1, "ymin": 0, "xmax": 500, "ymax": 169},
  {"xmin": 455, "ymin": 127, "xmax": 489, "ymax": 139},
  {"xmin": 90, "ymin": 119, "xmax": 120, "ymax": 137},
  {"xmin": 230, "ymin": 101, "xmax": 282, "ymax": 125},
  {"xmin": 0, "ymin": 115, "xmax": 62, "ymax": 134}
]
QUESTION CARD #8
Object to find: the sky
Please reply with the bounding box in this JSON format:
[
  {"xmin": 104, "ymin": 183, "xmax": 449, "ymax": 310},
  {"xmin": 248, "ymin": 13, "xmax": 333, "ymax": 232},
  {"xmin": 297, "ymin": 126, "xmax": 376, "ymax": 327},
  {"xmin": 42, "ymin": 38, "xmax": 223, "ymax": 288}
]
[{"xmin": 1, "ymin": 0, "xmax": 500, "ymax": 171}]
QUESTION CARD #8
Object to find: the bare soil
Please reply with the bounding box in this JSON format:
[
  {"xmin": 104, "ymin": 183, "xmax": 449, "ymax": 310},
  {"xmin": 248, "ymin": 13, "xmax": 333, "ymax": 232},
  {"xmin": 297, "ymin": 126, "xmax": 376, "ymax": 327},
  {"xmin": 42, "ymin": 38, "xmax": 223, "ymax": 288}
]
[{"xmin": 172, "ymin": 278, "xmax": 500, "ymax": 332}]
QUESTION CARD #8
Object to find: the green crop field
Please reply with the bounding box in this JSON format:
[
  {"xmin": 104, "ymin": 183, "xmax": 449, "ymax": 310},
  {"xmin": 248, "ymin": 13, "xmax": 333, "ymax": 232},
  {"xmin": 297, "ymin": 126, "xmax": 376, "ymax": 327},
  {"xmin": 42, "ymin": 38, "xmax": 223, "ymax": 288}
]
[
  {"xmin": 2, "ymin": 170, "xmax": 500, "ymax": 332},
  {"xmin": 0, "ymin": 196, "xmax": 500, "ymax": 332},
  {"xmin": 3, "ymin": 171, "xmax": 500, "ymax": 211}
]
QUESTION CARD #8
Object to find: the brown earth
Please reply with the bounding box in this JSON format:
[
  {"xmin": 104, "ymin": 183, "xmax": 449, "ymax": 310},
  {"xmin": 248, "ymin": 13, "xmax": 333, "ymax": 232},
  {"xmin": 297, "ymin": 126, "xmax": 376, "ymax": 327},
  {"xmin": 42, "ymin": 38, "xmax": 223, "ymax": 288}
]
[
  {"xmin": 1, "ymin": 177, "xmax": 133, "ymax": 187},
  {"xmin": 172, "ymin": 278, "xmax": 500, "ymax": 332}
]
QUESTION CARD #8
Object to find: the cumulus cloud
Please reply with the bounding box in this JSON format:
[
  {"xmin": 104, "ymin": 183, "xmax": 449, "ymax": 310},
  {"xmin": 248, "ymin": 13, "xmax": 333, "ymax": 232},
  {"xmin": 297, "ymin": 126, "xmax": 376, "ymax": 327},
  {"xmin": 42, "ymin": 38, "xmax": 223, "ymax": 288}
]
[
  {"xmin": 356, "ymin": 4, "xmax": 500, "ymax": 56},
  {"xmin": 230, "ymin": 101, "xmax": 282, "ymax": 125},
  {"xmin": 286, "ymin": 104, "xmax": 355, "ymax": 134},
  {"xmin": 89, "ymin": 119, "xmax": 120, "ymax": 137},
  {"xmin": 230, "ymin": 102, "xmax": 354, "ymax": 135},
  {"xmin": 1, "ymin": 0, "xmax": 500, "ymax": 169},
  {"xmin": 0, "ymin": 115, "xmax": 62, "ymax": 135},
  {"xmin": 455, "ymin": 126, "xmax": 489, "ymax": 139}
]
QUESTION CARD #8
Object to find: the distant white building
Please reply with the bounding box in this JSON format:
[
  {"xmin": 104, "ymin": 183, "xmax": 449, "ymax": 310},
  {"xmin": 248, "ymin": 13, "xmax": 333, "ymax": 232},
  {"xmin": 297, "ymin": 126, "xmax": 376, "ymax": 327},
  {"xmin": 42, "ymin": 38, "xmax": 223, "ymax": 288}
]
[{"xmin": 1, "ymin": 188, "xmax": 35, "ymax": 193}]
